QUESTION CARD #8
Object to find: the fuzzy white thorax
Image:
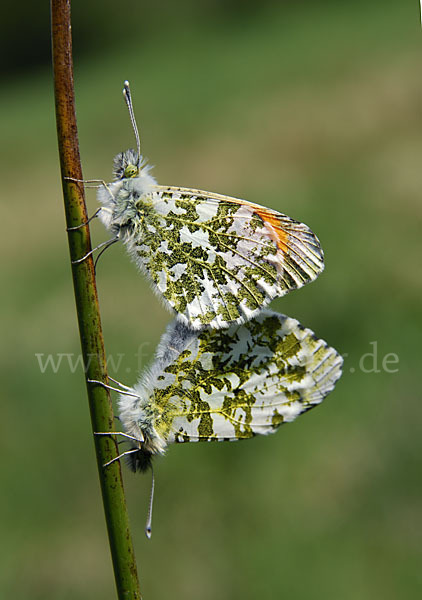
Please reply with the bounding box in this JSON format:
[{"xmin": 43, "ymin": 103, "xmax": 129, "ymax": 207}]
[
  {"xmin": 118, "ymin": 321, "xmax": 196, "ymax": 456},
  {"xmin": 97, "ymin": 158, "xmax": 157, "ymax": 231},
  {"xmin": 118, "ymin": 381, "xmax": 167, "ymax": 456}
]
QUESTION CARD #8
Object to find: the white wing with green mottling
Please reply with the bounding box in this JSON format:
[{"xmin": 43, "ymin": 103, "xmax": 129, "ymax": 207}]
[
  {"xmin": 118, "ymin": 310, "xmax": 343, "ymax": 457},
  {"xmin": 98, "ymin": 164, "xmax": 324, "ymax": 329}
]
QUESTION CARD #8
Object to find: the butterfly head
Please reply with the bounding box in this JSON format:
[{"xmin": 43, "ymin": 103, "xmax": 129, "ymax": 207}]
[
  {"xmin": 113, "ymin": 148, "xmax": 145, "ymax": 180},
  {"xmin": 126, "ymin": 446, "xmax": 153, "ymax": 473}
]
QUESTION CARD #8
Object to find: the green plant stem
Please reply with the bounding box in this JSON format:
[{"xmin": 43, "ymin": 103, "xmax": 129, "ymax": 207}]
[{"xmin": 51, "ymin": 1, "xmax": 141, "ymax": 598}]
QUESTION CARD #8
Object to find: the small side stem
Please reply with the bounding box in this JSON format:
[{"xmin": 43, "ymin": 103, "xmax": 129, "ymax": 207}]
[{"xmin": 50, "ymin": 1, "xmax": 141, "ymax": 598}]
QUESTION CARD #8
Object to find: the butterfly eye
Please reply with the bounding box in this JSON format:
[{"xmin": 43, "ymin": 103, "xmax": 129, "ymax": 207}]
[{"xmin": 124, "ymin": 164, "xmax": 139, "ymax": 178}]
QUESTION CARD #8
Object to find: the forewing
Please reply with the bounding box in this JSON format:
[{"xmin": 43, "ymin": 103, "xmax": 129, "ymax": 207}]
[
  {"xmin": 142, "ymin": 310, "xmax": 342, "ymax": 444},
  {"xmin": 131, "ymin": 186, "xmax": 324, "ymax": 329}
]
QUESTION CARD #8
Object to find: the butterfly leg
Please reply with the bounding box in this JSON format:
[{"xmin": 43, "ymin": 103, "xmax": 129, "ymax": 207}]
[
  {"xmin": 87, "ymin": 378, "xmax": 137, "ymax": 397},
  {"xmin": 93, "ymin": 237, "xmax": 119, "ymax": 271},
  {"xmin": 71, "ymin": 235, "xmax": 119, "ymax": 265},
  {"xmin": 107, "ymin": 376, "xmax": 133, "ymax": 391},
  {"xmin": 67, "ymin": 208, "xmax": 102, "ymax": 231},
  {"xmin": 94, "ymin": 431, "xmax": 142, "ymax": 443},
  {"xmin": 102, "ymin": 448, "xmax": 142, "ymax": 468},
  {"xmin": 94, "ymin": 433, "xmax": 144, "ymax": 468},
  {"xmin": 65, "ymin": 177, "xmax": 116, "ymax": 200}
]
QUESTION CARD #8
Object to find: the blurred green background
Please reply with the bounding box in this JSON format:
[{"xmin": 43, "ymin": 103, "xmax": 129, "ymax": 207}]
[{"xmin": 1, "ymin": 1, "xmax": 421, "ymax": 598}]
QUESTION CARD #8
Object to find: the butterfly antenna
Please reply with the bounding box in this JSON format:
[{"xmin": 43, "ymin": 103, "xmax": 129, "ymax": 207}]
[
  {"xmin": 145, "ymin": 464, "xmax": 155, "ymax": 540},
  {"xmin": 123, "ymin": 81, "xmax": 141, "ymax": 166}
]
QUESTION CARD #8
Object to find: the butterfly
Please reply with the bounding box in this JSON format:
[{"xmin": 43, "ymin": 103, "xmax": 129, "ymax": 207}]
[
  {"xmin": 101, "ymin": 309, "xmax": 342, "ymax": 473},
  {"xmin": 93, "ymin": 82, "xmax": 324, "ymax": 330}
]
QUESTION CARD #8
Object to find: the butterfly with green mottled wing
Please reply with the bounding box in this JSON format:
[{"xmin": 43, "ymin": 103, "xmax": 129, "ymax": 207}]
[
  {"xmin": 93, "ymin": 309, "xmax": 342, "ymax": 474},
  {"xmin": 74, "ymin": 82, "xmax": 324, "ymax": 330}
]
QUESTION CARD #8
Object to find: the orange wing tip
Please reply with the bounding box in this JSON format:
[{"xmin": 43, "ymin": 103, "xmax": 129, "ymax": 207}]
[{"xmin": 254, "ymin": 208, "xmax": 289, "ymax": 253}]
